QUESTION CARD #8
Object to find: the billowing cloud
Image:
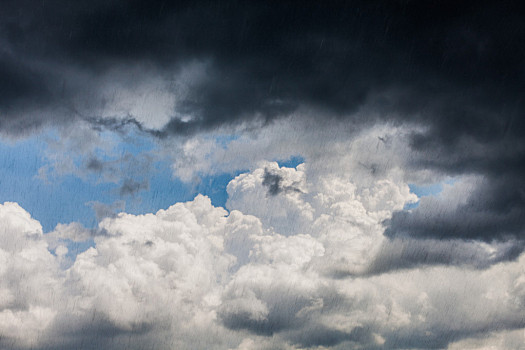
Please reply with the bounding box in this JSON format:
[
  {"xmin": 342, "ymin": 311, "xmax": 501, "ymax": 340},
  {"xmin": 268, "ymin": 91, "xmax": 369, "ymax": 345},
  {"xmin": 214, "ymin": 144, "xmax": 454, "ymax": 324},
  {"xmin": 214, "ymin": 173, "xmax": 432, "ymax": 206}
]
[
  {"xmin": 0, "ymin": 202, "xmax": 61, "ymax": 348},
  {"xmin": 1, "ymin": 1, "xmax": 523, "ymax": 138},
  {"xmin": 2, "ymin": 2, "xmax": 524, "ymax": 348},
  {"xmin": 1, "ymin": 162, "xmax": 524, "ymax": 349},
  {"xmin": 2, "ymin": 1, "xmax": 523, "ymax": 250}
]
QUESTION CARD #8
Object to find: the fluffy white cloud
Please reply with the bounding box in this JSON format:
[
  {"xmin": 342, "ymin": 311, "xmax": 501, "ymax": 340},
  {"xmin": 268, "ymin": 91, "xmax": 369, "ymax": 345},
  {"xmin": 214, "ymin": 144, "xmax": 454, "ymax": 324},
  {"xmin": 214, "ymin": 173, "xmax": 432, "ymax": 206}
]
[
  {"xmin": 0, "ymin": 161, "xmax": 524, "ymax": 349},
  {"xmin": 0, "ymin": 202, "xmax": 61, "ymax": 348},
  {"xmin": 226, "ymin": 162, "xmax": 314, "ymax": 235},
  {"xmin": 227, "ymin": 161, "xmax": 416, "ymax": 276}
]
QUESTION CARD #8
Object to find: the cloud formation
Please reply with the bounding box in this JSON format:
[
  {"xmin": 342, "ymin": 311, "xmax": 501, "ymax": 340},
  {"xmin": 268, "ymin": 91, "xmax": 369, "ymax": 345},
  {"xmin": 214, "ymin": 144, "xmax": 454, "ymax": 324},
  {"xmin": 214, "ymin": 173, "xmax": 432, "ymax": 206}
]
[
  {"xmin": 1, "ymin": 1, "xmax": 523, "ymax": 144},
  {"xmin": 2, "ymin": 1, "xmax": 524, "ymax": 247},
  {"xmin": 1, "ymin": 2, "xmax": 525, "ymax": 348},
  {"xmin": 386, "ymin": 175, "xmax": 525, "ymax": 241},
  {"xmin": 1, "ymin": 162, "xmax": 524, "ymax": 349}
]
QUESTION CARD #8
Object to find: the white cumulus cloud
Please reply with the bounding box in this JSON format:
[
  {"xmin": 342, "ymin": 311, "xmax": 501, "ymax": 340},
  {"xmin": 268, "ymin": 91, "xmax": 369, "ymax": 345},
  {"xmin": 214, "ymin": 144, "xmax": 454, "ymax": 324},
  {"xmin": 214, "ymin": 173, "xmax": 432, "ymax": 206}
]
[{"xmin": 0, "ymin": 161, "xmax": 524, "ymax": 349}]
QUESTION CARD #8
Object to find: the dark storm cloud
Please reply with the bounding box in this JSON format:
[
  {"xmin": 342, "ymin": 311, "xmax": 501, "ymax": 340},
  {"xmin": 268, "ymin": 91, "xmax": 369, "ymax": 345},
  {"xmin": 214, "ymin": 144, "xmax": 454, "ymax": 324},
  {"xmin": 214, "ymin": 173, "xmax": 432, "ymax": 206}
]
[
  {"xmin": 366, "ymin": 238, "xmax": 525, "ymax": 275},
  {"xmin": 1, "ymin": 0, "xmax": 523, "ymax": 132},
  {"xmin": 0, "ymin": 56, "xmax": 49, "ymax": 110},
  {"xmin": 1, "ymin": 1, "xmax": 524, "ymax": 239},
  {"xmin": 386, "ymin": 176, "xmax": 525, "ymax": 241}
]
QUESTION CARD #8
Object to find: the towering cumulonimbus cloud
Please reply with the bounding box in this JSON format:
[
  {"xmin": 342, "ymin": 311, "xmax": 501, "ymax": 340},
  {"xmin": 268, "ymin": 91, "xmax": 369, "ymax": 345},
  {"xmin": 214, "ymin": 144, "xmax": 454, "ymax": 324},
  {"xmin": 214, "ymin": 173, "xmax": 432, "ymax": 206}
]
[{"xmin": 1, "ymin": 161, "xmax": 524, "ymax": 349}]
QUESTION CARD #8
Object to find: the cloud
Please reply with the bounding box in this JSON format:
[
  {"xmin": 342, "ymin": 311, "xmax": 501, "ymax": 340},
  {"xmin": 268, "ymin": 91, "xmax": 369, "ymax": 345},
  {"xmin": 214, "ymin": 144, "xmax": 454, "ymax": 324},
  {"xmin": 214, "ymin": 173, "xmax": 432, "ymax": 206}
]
[
  {"xmin": 220, "ymin": 163, "xmax": 525, "ymax": 347},
  {"xmin": 367, "ymin": 237, "xmax": 525, "ymax": 275},
  {"xmin": 88, "ymin": 200, "xmax": 126, "ymax": 222},
  {"xmin": 0, "ymin": 196, "xmax": 242, "ymax": 349},
  {"xmin": 447, "ymin": 328, "xmax": 525, "ymax": 350},
  {"xmin": 262, "ymin": 168, "xmax": 303, "ymax": 196},
  {"xmin": 227, "ymin": 162, "xmax": 313, "ymax": 236},
  {"xmin": 1, "ymin": 1, "xmax": 523, "ymax": 141},
  {"xmin": 119, "ymin": 178, "xmax": 149, "ymax": 196},
  {"xmin": 386, "ymin": 176, "xmax": 525, "ymax": 241},
  {"xmin": 0, "ymin": 202, "xmax": 60, "ymax": 348},
  {"xmin": 1, "ymin": 157, "xmax": 525, "ymax": 350},
  {"xmin": 227, "ymin": 160, "xmax": 416, "ymax": 276},
  {"xmin": 168, "ymin": 117, "xmax": 525, "ymax": 244},
  {"xmin": 2, "ymin": 2, "xmax": 524, "ymax": 347},
  {"xmin": 36, "ymin": 123, "xmax": 156, "ymax": 200},
  {"xmin": 2, "ymin": 1, "xmax": 523, "ymax": 249},
  {"xmin": 45, "ymin": 222, "xmax": 96, "ymax": 245}
]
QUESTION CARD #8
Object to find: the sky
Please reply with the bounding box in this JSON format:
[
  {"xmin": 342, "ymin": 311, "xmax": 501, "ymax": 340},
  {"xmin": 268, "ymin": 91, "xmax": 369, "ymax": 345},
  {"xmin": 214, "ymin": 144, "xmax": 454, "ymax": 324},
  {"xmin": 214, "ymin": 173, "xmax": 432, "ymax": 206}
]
[{"xmin": 0, "ymin": 1, "xmax": 524, "ymax": 349}]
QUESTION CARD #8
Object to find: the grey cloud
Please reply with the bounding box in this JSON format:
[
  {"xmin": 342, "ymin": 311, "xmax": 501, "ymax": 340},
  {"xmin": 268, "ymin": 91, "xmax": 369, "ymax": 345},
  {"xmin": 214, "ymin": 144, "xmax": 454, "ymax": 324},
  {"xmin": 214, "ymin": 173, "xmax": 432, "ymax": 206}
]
[
  {"xmin": 1, "ymin": 1, "xmax": 523, "ymax": 137},
  {"xmin": 86, "ymin": 153, "xmax": 153, "ymax": 179},
  {"xmin": 366, "ymin": 238, "xmax": 525, "ymax": 275},
  {"xmin": 80, "ymin": 153, "xmax": 154, "ymax": 198},
  {"xmin": 262, "ymin": 170, "xmax": 284, "ymax": 196},
  {"xmin": 88, "ymin": 200, "xmax": 126, "ymax": 221},
  {"xmin": 119, "ymin": 178, "xmax": 149, "ymax": 196},
  {"xmin": 262, "ymin": 168, "xmax": 303, "ymax": 197},
  {"xmin": 386, "ymin": 176, "xmax": 525, "ymax": 241},
  {"xmin": 8, "ymin": 313, "xmax": 158, "ymax": 350},
  {"xmin": 2, "ymin": 1, "xmax": 524, "ymax": 244},
  {"xmin": 84, "ymin": 115, "xmax": 164, "ymax": 137},
  {"xmin": 219, "ymin": 311, "xmax": 285, "ymax": 337},
  {"xmin": 219, "ymin": 283, "xmax": 360, "ymax": 347},
  {"xmin": 85, "ymin": 157, "xmax": 104, "ymax": 172},
  {"xmin": 383, "ymin": 325, "xmax": 525, "ymax": 350},
  {"xmin": 0, "ymin": 56, "xmax": 49, "ymax": 112},
  {"xmin": 287, "ymin": 326, "xmax": 372, "ymax": 348},
  {"xmin": 2, "ymin": 3, "xmax": 525, "ymax": 347},
  {"xmin": 219, "ymin": 290, "xmax": 308, "ymax": 336}
]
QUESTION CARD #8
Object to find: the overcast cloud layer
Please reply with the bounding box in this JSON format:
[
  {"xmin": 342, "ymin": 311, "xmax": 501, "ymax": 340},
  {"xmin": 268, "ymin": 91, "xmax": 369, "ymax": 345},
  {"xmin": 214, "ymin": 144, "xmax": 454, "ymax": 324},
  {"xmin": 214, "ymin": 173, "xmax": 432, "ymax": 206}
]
[{"xmin": 1, "ymin": 1, "xmax": 525, "ymax": 349}]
